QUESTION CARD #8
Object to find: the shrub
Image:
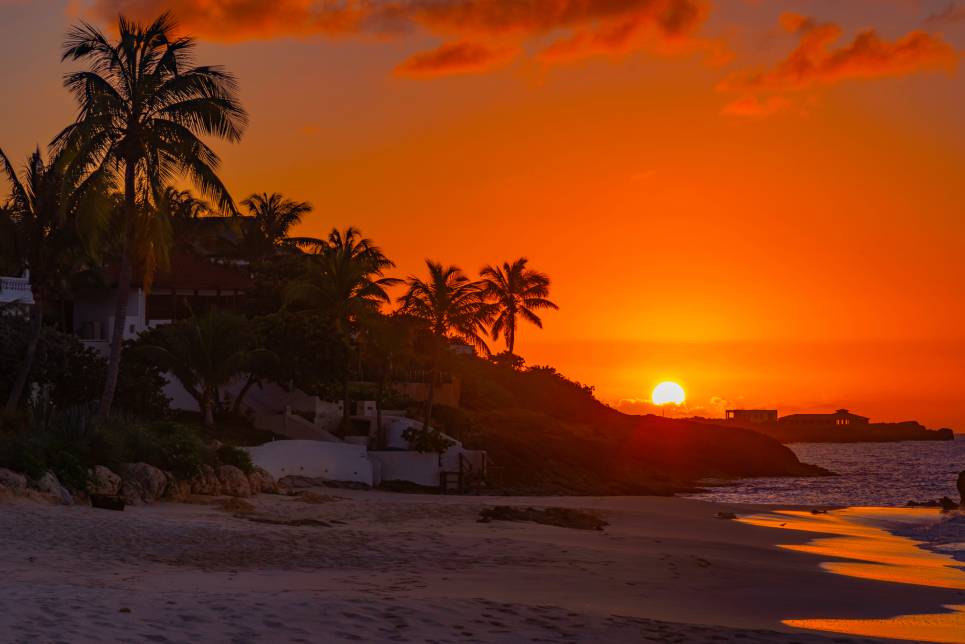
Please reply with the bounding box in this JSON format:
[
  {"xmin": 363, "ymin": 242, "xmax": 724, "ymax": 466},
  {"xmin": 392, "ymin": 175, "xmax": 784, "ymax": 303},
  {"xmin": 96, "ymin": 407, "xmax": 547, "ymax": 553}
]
[{"xmin": 216, "ymin": 444, "xmax": 254, "ymax": 474}]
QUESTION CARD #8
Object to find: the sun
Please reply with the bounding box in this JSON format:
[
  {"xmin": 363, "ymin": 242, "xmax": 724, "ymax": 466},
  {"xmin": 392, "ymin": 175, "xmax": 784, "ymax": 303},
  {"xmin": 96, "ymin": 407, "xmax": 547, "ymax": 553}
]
[{"xmin": 652, "ymin": 381, "xmax": 686, "ymax": 406}]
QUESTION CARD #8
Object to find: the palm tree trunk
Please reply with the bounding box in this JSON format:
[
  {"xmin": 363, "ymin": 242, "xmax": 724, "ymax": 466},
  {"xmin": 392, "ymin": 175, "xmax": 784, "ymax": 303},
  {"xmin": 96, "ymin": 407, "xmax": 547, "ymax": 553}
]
[
  {"xmin": 376, "ymin": 366, "xmax": 387, "ymax": 448},
  {"xmin": 422, "ymin": 363, "xmax": 437, "ymax": 433},
  {"xmin": 232, "ymin": 373, "xmax": 258, "ymax": 416},
  {"xmin": 341, "ymin": 374, "xmax": 351, "ymax": 431},
  {"xmin": 98, "ymin": 159, "xmax": 137, "ymax": 419},
  {"xmin": 5, "ymin": 296, "xmax": 43, "ymax": 415},
  {"xmin": 202, "ymin": 387, "xmax": 216, "ymax": 427}
]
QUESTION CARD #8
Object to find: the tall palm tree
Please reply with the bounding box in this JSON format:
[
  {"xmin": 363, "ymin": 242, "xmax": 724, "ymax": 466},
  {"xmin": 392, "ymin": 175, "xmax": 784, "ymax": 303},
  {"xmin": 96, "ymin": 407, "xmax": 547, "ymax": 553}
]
[
  {"xmin": 57, "ymin": 13, "xmax": 248, "ymax": 418},
  {"xmin": 398, "ymin": 260, "xmax": 493, "ymax": 431},
  {"xmin": 286, "ymin": 227, "xmax": 399, "ymax": 429},
  {"xmin": 240, "ymin": 192, "xmax": 320, "ymax": 261},
  {"xmin": 480, "ymin": 257, "xmax": 558, "ymax": 355},
  {"xmin": 0, "ymin": 146, "xmax": 109, "ymax": 414}
]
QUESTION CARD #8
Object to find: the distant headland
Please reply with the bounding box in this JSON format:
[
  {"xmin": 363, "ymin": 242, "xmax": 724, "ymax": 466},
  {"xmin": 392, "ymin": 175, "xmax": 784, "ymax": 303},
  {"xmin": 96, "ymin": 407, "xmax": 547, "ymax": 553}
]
[{"xmin": 692, "ymin": 408, "xmax": 954, "ymax": 443}]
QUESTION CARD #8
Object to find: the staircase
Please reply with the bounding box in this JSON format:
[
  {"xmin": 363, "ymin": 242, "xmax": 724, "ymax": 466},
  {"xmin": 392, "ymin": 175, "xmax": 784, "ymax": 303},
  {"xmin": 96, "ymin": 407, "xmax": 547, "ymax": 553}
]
[{"xmin": 440, "ymin": 452, "xmax": 490, "ymax": 494}]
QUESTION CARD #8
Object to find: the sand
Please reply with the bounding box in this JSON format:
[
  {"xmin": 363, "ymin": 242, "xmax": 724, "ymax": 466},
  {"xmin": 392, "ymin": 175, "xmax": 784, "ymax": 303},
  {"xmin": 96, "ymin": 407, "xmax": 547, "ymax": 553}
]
[{"xmin": 1, "ymin": 489, "xmax": 962, "ymax": 643}]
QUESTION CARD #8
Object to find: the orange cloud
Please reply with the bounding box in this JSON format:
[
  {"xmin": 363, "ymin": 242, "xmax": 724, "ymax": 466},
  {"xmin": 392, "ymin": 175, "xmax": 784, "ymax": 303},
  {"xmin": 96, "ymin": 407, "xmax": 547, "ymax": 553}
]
[
  {"xmin": 720, "ymin": 13, "xmax": 958, "ymax": 93},
  {"xmin": 394, "ymin": 40, "xmax": 516, "ymax": 78},
  {"xmin": 76, "ymin": 0, "xmax": 711, "ymax": 75},
  {"xmin": 721, "ymin": 95, "xmax": 792, "ymax": 118}
]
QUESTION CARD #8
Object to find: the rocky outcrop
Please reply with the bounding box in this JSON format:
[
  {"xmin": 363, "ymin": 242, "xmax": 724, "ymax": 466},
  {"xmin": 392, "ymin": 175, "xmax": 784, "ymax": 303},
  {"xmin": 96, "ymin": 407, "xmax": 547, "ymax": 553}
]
[
  {"xmin": 0, "ymin": 468, "xmax": 27, "ymax": 493},
  {"xmin": 31, "ymin": 471, "xmax": 73, "ymax": 505},
  {"xmin": 86, "ymin": 466, "xmax": 122, "ymax": 497},
  {"xmin": 217, "ymin": 465, "xmax": 252, "ymax": 498},
  {"xmin": 247, "ymin": 467, "xmax": 277, "ymax": 495},
  {"xmin": 189, "ymin": 465, "xmax": 222, "ymax": 496},
  {"xmin": 119, "ymin": 463, "xmax": 168, "ymax": 504},
  {"xmin": 958, "ymin": 470, "xmax": 965, "ymax": 507}
]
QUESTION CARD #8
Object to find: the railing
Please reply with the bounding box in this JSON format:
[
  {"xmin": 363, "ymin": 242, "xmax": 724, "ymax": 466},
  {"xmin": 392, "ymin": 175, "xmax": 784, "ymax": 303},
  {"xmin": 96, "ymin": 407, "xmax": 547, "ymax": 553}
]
[{"xmin": 0, "ymin": 276, "xmax": 34, "ymax": 305}]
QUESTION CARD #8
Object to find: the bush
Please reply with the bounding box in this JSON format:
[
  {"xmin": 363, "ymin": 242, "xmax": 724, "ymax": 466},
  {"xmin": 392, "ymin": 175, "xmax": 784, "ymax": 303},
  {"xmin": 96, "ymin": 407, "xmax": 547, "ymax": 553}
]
[{"xmin": 216, "ymin": 444, "xmax": 254, "ymax": 474}]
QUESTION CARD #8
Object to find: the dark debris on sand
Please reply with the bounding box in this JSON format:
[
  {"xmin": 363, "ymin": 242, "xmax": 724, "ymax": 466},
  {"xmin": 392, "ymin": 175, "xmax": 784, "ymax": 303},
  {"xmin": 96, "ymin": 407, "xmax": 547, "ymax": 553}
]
[{"xmin": 478, "ymin": 506, "xmax": 608, "ymax": 531}]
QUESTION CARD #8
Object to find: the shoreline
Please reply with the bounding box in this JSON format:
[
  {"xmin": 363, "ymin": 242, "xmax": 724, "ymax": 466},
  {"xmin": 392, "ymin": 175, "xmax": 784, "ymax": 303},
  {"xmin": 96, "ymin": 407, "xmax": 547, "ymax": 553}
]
[{"xmin": 3, "ymin": 490, "xmax": 962, "ymax": 642}]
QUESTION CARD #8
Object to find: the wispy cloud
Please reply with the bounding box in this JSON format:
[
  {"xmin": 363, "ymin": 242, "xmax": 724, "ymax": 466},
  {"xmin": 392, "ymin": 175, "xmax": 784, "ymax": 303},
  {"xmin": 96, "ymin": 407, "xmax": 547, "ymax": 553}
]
[
  {"xmin": 925, "ymin": 2, "xmax": 965, "ymax": 26},
  {"xmin": 719, "ymin": 12, "xmax": 958, "ymax": 117},
  {"xmin": 394, "ymin": 40, "xmax": 516, "ymax": 78},
  {"xmin": 74, "ymin": 0, "xmax": 711, "ymax": 77}
]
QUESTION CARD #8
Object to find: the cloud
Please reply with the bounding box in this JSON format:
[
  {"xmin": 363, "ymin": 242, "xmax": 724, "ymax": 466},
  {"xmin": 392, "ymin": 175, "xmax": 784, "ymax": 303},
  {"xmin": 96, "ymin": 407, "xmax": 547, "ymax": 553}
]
[
  {"xmin": 720, "ymin": 12, "xmax": 958, "ymax": 93},
  {"xmin": 74, "ymin": 0, "xmax": 711, "ymax": 76},
  {"xmin": 925, "ymin": 2, "xmax": 965, "ymax": 26},
  {"xmin": 394, "ymin": 40, "xmax": 516, "ymax": 77},
  {"xmin": 720, "ymin": 95, "xmax": 791, "ymax": 117}
]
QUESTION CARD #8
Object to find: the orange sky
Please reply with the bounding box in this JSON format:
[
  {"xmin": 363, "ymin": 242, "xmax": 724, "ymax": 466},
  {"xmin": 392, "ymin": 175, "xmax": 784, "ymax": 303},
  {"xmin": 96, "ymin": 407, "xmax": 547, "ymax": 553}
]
[{"xmin": 1, "ymin": 0, "xmax": 964, "ymax": 428}]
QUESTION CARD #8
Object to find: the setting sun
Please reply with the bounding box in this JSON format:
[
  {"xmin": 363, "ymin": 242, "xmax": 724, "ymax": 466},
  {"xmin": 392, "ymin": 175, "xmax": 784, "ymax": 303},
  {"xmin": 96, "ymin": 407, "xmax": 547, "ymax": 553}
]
[{"xmin": 652, "ymin": 381, "xmax": 686, "ymax": 406}]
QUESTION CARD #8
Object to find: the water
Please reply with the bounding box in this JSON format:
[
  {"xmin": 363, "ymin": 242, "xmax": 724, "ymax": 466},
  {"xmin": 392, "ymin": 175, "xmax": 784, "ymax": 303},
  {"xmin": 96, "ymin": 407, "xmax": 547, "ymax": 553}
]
[
  {"xmin": 689, "ymin": 437, "xmax": 965, "ymax": 564},
  {"xmin": 689, "ymin": 437, "xmax": 965, "ymax": 507}
]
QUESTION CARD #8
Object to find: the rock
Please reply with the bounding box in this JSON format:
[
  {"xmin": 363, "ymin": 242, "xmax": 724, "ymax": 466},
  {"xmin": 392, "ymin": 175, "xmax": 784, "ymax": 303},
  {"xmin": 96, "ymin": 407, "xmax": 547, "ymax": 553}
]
[
  {"xmin": 714, "ymin": 512, "xmax": 738, "ymax": 520},
  {"xmin": 119, "ymin": 463, "xmax": 167, "ymax": 505},
  {"xmin": 247, "ymin": 467, "xmax": 277, "ymax": 495},
  {"xmin": 958, "ymin": 470, "xmax": 965, "ymax": 506},
  {"xmin": 86, "ymin": 466, "xmax": 121, "ymax": 497},
  {"xmin": 165, "ymin": 477, "xmax": 192, "ymax": 501},
  {"xmin": 217, "ymin": 465, "xmax": 252, "ymax": 498},
  {"xmin": 939, "ymin": 496, "xmax": 958, "ymax": 513},
  {"xmin": 32, "ymin": 471, "xmax": 73, "ymax": 506},
  {"xmin": 189, "ymin": 465, "xmax": 222, "ymax": 496},
  {"xmin": 0, "ymin": 468, "xmax": 27, "ymax": 492}
]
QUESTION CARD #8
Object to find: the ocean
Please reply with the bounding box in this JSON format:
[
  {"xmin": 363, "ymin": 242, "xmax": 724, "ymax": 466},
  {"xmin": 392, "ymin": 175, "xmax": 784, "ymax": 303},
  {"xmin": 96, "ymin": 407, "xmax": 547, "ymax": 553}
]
[
  {"xmin": 689, "ymin": 436, "xmax": 965, "ymax": 563},
  {"xmin": 690, "ymin": 437, "xmax": 965, "ymax": 507}
]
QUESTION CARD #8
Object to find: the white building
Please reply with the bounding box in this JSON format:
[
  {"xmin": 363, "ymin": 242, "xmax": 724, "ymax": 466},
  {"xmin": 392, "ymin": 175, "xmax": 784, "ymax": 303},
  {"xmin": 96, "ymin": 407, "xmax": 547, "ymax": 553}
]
[
  {"xmin": 0, "ymin": 272, "xmax": 34, "ymax": 311},
  {"xmin": 73, "ymin": 253, "xmax": 250, "ymax": 353}
]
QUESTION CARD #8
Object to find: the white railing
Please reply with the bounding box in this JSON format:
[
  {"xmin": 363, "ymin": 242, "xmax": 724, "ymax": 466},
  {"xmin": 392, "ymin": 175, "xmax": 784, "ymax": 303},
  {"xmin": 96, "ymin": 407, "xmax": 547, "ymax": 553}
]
[{"xmin": 0, "ymin": 276, "xmax": 34, "ymax": 305}]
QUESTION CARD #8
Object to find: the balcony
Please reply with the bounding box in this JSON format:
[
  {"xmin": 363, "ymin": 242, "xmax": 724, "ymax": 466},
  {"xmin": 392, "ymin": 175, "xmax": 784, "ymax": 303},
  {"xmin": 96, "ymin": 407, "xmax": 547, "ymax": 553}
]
[{"xmin": 0, "ymin": 275, "xmax": 34, "ymax": 306}]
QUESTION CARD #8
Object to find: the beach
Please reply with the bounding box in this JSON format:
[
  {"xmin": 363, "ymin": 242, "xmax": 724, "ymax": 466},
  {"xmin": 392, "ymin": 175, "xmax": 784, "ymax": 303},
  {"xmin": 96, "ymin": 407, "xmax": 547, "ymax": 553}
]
[{"xmin": 3, "ymin": 489, "xmax": 963, "ymax": 643}]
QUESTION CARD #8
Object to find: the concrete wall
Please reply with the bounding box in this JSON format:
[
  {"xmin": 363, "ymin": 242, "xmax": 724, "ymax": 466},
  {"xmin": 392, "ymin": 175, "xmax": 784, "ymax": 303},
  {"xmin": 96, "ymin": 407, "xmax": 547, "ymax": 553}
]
[
  {"xmin": 246, "ymin": 440, "xmax": 373, "ymax": 485},
  {"xmin": 369, "ymin": 451, "xmax": 442, "ymax": 487},
  {"xmin": 74, "ymin": 287, "xmax": 145, "ymax": 354}
]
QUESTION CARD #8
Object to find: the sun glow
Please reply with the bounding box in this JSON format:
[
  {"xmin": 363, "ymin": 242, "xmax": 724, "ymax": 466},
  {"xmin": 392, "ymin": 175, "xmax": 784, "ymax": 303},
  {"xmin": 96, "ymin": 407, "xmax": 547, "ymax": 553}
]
[{"xmin": 652, "ymin": 381, "xmax": 686, "ymax": 406}]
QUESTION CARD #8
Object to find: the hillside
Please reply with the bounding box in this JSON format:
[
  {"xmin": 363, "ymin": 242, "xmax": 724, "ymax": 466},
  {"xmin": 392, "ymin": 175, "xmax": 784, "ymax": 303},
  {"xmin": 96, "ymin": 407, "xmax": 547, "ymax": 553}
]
[
  {"xmin": 438, "ymin": 359, "xmax": 828, "ymax": 495},
  {"xmin": 695, "ymin": 419, "xmax": 955, "ymax": 444}
]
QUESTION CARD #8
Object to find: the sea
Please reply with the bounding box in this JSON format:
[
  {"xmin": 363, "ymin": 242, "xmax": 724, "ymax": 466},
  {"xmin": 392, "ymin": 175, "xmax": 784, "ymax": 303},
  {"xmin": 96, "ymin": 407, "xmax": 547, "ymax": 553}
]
[{"xmin": 688, "ymin": 436, "xmax": 965, "ymax": 562}]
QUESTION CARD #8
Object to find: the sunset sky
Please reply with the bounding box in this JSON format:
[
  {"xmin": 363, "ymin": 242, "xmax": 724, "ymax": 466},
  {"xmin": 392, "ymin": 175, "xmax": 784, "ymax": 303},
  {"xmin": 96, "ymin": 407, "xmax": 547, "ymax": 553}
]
[{"xmin": 1, "ymin": 0, "xmax": 964, "ymax": 428}]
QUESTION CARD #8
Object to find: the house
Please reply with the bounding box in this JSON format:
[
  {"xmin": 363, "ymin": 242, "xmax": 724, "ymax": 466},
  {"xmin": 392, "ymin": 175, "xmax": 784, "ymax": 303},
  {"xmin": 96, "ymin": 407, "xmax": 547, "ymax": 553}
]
[
  {"xmin": 72, "ymin": 253, "xmax": 251, "ymax": 353},
  {"xmin": 778, "ymin": 408, "xmax": 870, "ymax": 427},
  {"xmin": 725, "ymin": 409, "xmax": 777, "ymax": 424},
  {"xmin": 0, "ymin": 272, "xmax": 34, "ymax": 311}
]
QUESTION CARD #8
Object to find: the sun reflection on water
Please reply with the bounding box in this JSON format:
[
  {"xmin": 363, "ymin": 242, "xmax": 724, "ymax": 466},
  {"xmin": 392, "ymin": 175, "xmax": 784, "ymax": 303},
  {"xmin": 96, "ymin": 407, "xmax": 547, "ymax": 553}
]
[{"xmin": 740, "ymin": 508, "xmax": 965, "ymax": 643}]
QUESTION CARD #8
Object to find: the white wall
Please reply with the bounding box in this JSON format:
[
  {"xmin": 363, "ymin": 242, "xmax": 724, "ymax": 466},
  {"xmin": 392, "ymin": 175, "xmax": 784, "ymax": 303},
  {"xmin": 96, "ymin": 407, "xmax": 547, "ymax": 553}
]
[
  {"xmin": 369, "ymin": 451, "xmax": 443, "ymax": 487},
  {"xmin": 74, "ymin": 287, "xmax": 145, "ymax": 354},
  {"xmin": 246, "ymin": 440, "xmax": 374, "ymax": 485}
]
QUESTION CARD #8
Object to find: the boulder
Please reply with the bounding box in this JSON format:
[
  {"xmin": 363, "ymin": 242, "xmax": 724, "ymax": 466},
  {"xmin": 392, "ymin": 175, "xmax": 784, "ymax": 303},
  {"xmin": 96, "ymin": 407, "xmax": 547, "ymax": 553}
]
[
  {"xmin": 189, "ymin": 465, "xmax": 222, "ymax": 496},
  {"xmin": 165, "ymin": 477, "xmax": 192, "ymax": 501},
  {"xmin": 32, "ymin": 471, "xmax": 73, "ymax": 506},
  {"xmin": 247, "ymin": 467, "xmax": 277, "ymax": 495},
  {"xmin": 217, "ymin": 465, "xmax": 252, "ymax": 498},
  {"xmin": 86, "ymin": 466, "xmax": 122, "ymax": 497},
  {"xmin": 958, "ymin": 470, "xmax": 965, "ymax": 507},
  {"xmin": 119, "ymin": 463, "xmax": 168, "ymax": 505},
  {"xmin": 0, "ymin": 468, "xmax": 27, "ymax": 493}
]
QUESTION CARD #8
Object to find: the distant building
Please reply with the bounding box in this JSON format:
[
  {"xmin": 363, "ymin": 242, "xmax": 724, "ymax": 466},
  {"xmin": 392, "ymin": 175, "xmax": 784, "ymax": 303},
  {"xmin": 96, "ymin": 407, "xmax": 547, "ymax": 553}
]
[
  {"xmin": 725, "ymin": 409, "xmax": 778, "ymax": 424},
  {"xmin": 778, "ymin": 409, "xmax": 870, "ymax": 427},
  {"xmin": 72, "ymin": 253, "xmax": 251, "ymax": 353},
  {"xmin": 0, "ymin": 272, "xmax": 34, "ymax": 311}
]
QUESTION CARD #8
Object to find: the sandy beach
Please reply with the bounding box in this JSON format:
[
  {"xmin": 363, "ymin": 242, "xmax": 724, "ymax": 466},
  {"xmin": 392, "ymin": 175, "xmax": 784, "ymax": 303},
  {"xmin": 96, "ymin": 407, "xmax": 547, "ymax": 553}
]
[{"xmin": 2, "ymin": 489, "xmax": 963, "ymax": 643}]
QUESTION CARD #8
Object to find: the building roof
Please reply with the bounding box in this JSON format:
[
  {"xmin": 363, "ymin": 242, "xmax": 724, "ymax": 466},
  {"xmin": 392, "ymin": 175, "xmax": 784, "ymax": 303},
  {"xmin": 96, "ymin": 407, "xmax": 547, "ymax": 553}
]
[
  {"xmin": 780, "ymin": 409, "xmax": 870, "ymax": 422},
  {"xmin": 106, "ymin": 253, "xmax": 252, "ymax": 291}
]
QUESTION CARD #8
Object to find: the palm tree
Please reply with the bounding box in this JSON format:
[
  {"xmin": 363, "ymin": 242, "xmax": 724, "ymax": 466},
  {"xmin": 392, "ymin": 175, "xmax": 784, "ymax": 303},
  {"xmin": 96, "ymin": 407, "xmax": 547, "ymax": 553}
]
[
  {"xmin": 0, "ymin": 147, "xmax": 109, "ymax": 414},
  {"xmin": 398, "ymin": 260, "xmax": 493, "ymax": 431},
  {"xmin": 480, "ymin": 257, "xmax": 558, "ymax": 355},
  {"xmin": 57, "ymin": 13, "xmax": 248, "ymax": 418},
  {"xmin": 360, "ymin": 313, "xmax": 416, "ymax": 446},
  {"xmin": 240, "ymin": 192, "xmax": 321, "ymax": 261},
  {"xmin": 137, "ymin": 309, "xmax": 271, "ymax": 427},
  {"xmin": 286, "ymin": 227, "xmax": 399, "ymax": 429}
]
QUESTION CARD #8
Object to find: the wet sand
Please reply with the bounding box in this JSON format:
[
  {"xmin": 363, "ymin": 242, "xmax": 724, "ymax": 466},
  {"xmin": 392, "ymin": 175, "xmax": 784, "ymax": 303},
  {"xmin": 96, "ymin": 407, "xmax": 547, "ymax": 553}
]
[{"xmin": 1, "ymin": 490, "xmax": 962, "ymax": 642}]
